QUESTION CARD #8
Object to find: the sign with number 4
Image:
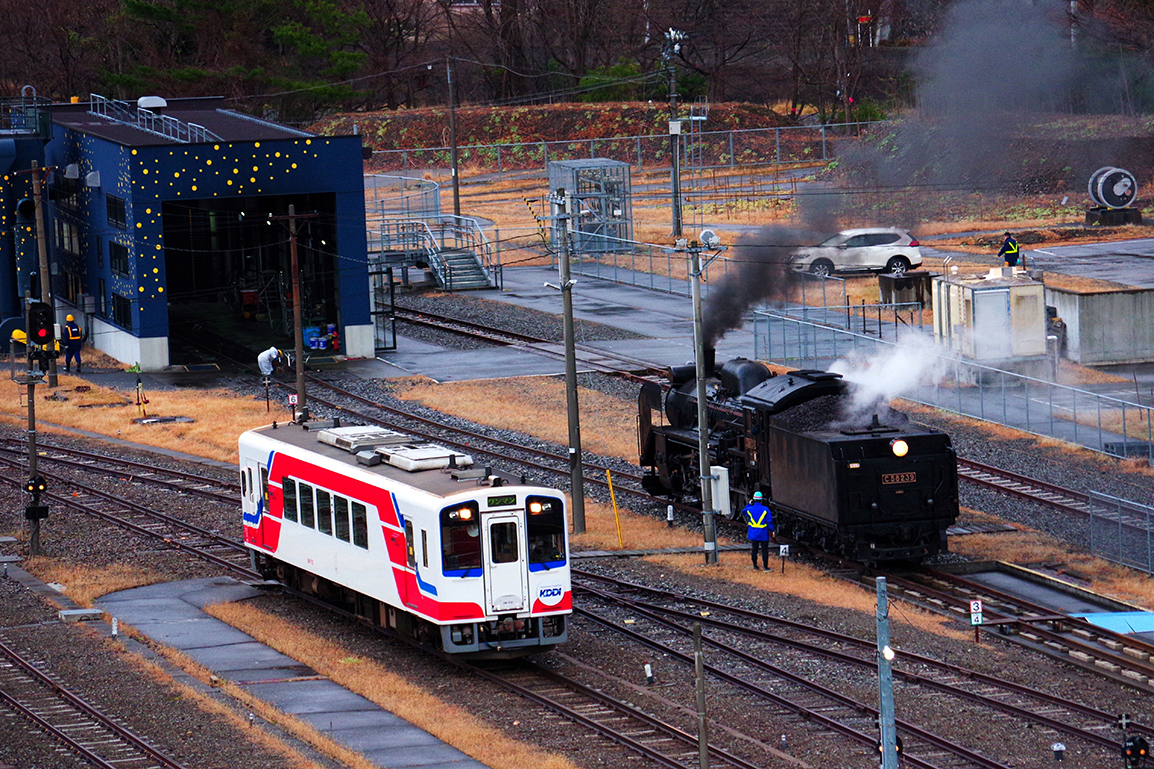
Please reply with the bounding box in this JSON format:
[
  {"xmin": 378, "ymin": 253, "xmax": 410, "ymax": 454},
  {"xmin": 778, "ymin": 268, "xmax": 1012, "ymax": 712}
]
[{"xmin": 779, "ymin": 545, "xmax": 789, "ymax": 557}]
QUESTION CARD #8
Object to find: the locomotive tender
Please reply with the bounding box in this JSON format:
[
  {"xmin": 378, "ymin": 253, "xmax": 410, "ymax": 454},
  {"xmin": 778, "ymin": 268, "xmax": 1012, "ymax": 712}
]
[
  {"xmin": 639, "ymin": 357, "xmax": 959, "ymax": 562},
  {"xmin": 240, "ymin": 422, "xmax": 571, "ymax": 657}
]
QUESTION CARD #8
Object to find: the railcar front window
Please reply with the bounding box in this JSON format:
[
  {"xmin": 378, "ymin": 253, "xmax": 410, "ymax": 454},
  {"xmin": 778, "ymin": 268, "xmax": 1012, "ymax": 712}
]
[
  {"xmin": 300, "ymin": 483, "xmax": 315, "ymax": 528},
  {"xmin": 441, "ymin": 502, "xmax": 481, "ymax": 573},
  {"xmin": 490, "ymin": 522, "xmax": 519, "ymax": 564},
  {"xmin": 334, "ymin": 496, "xmax": 350, "ymax": 542},
  {"xmin": 526, "ymin": 495, "xmax": 566, "ymax": 566},
  {"xmin": 283, "ymin": 478, "xmax": 298, "ymax": 523},
  {"xmin": 317, "ymin": 490, "xmax": 333, "ymax": 535},
  {"xmin": 351, "ymin": 502, "xmax": 368, "ymax": 548}
]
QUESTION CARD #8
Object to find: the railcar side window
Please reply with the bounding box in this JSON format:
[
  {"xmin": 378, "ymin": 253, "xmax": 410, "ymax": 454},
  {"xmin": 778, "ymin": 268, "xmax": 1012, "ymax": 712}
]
[
  {"xmin": 283, "ymin": 478, "xmax": 298, "ymax": 523},
  {"xmin": 317, "ymin": 490, "xmax": 333, "ymax": 536},
  {"xmin": 300, "ymin": 483, "xmax": 315, "ymax": 528},
  {"xmin": 422, "ymin": 531, "xmax": 428, "ymax": 568},
  {"xmin": 441, "ymin": 501, "xmax": 481, "ymax": 573},
  {"xmin": 240, "ymin": 471, "xmax": 247, "ymax": 497},
  {"xmin": 334, "ymin": 496, "xmax": 350, "ymax": 542},
  {"xmin": 490, "ymin": 522, "xmax": 519, "ymax": 563},
  {"xmin": 260, "ymin": 466, "xmax": 269, "ymax": 507},
  {"xmin": 351, "ymin": 502, "xmax": 368, "ymax": 549},
  {"xmin": 526, "ymin": 495, "xmax": 566, "ymax": 565},
  {"xmin": 405, "ymin": 520, "xmax": 416, "ymax": 568}
]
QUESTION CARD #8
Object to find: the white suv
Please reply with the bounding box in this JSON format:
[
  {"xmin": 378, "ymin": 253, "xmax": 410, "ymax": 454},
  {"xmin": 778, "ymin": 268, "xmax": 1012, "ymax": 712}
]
[{"xmin": 790, "ymin": 228, "xmax": 923, "ymax": 276}]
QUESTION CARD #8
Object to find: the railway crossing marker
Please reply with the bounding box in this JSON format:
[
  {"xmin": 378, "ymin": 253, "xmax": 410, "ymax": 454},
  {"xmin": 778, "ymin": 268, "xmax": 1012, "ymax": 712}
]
[{"xmin": 970, "ymin": 599, "xmax": 983, "ymax": 643}]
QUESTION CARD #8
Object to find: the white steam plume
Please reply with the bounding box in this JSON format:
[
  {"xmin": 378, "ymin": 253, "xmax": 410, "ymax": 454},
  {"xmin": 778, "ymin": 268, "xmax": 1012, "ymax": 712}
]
[{"xmin": 829, "ymin": 334, "xmax": 957, "ymax": 419}]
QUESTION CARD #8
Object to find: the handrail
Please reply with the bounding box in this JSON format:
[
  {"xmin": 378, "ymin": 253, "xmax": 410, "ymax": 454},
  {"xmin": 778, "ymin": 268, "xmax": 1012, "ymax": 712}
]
[{"xmin": 88, "ymin": 93, "xmax": 222, "ymax": 144}]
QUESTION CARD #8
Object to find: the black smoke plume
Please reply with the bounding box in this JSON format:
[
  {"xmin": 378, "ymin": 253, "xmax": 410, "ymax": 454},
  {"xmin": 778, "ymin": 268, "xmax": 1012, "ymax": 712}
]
[{"xmin": 701, "ymin": 226, "xmax": 807, "ymax": 348}]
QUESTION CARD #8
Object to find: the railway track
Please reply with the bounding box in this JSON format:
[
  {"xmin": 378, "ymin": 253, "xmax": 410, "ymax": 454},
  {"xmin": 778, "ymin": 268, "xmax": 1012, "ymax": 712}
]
[
  {"xmin": 0, "ymin": 635, "xmax": 194, "ymax": 769},
  {"xmin": 573, "ymin": 569, "xmax": 1138, "ymax": 768},
  {"xmin": 885, "ymin": 566, "xmax": 1154, "ymax": 694},
  {"xmin": 0, "ymin": 452, "xmax": 253, "ymax": 578},
  {"xmin": 0, "ymin": 438, "xmax": 239, "ymax": 503},
  {"xmin": 459, "ymin": 658, "xmax": 766, "ymax": 769},
  {"xmin": 393, "ymin": 305, "xmax": 665, "ymax": 379},
  {"xmin": 956, "ymin": 457, "xmax": 1092, "ymax": 515}
]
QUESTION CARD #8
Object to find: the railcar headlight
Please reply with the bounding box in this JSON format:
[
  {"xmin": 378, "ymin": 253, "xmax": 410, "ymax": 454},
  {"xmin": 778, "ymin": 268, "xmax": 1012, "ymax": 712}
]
[
  {"xmin": 890, "ymin": 439, "xmax": 909, "ymax": 458},
  {"xmin": 529, "ymin": 501, "xmax": 543, "ymax": 514}
]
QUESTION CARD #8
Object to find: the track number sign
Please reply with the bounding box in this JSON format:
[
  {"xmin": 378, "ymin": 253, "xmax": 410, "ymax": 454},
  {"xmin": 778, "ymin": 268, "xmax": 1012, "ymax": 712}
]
[{"xmin": 970, "ymin": 599, "xmax": 983, "ymax": 626}]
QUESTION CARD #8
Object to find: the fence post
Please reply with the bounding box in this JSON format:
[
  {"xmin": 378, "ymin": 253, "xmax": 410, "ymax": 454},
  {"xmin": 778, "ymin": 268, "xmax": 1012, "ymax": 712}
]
[
  {"xmin": 637, "ymin": 136, "xmax": 643, "ymax": 170},
  {"xmin": 730, "ymin": 131, "xmax": 735, "ymax": 168},
  {"xmin": 821, "ymin": 124, "xmax": 827, "ymax": 160},
  {"xmin": 497, "ymin": 145, "xmax": 502, "ymax": 174},
  {"xmin": 776, "ymin": 128, "xmax": 781, "ymax": 165}
]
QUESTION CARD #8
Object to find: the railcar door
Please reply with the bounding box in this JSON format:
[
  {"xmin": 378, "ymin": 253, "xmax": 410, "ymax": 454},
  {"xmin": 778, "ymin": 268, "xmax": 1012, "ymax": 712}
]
[
  {"xmin": 482, "ymin": 514, "xmax": 528, "ymax": 614},
  {"xmin": 241, "ymin": 458, "xmax": 268, "ymax": 547}
]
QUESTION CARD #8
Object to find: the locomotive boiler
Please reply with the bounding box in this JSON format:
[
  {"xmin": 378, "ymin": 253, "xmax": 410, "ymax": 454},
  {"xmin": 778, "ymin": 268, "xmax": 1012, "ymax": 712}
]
[{"xmin": 639, "ymin": 357, "xmax": 959, "ymax": 562}]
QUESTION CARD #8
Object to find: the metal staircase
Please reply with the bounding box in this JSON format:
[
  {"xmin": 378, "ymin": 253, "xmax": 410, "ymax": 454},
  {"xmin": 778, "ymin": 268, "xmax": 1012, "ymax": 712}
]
[{"xmin": 367, "ymin": 215, "xmax": 499, "ymax": 291}]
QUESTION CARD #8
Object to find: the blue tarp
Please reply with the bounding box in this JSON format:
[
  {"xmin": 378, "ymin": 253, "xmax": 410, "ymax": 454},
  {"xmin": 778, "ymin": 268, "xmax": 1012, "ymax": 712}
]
[{"xmin": 1074, "ymin": 612, "xmax": 1154, "ymax": 635}]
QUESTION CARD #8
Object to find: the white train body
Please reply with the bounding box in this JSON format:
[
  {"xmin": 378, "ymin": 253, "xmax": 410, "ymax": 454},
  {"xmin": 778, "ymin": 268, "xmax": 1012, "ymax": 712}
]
[{"xmin": 239, "ymin": 422, "xmax": 571, "ymax": 656}]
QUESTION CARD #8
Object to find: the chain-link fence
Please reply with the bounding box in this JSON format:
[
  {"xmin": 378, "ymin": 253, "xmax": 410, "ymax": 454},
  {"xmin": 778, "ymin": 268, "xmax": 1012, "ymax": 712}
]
[
  {"xmin": 370, "ymin": 121, "xmax": 884, "ymax": 176},
  {"xmin": 754, "ymin": 310, "xmax": 1154, "ymax": 462},
  {"xmin": 1090, "ymin": 491, "xmax": 1154, "ymax": 574}
]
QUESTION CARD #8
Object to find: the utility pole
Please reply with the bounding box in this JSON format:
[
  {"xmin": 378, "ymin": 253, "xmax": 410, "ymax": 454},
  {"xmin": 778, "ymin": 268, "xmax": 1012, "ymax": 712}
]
[
  {"xmin": 690, "ymin": 241, "xmax": 716, "ymax": 564},
  {"xmin": 271, "ymin": 205, "xmax": 317, "ymax": 422},
  {"xmin": 447, "ymin": 57, "xmax": 461, "ymax": 218},
  {"xmin": 663, "ymin": 29, "xmax": 686, "ymax": 238},
  {"xmin": 876, "ymin": 577, "xmax": 899, "ymax": 769},
  {"xmin": 546, "ymin": 188, "xmax": 586, "ymax": 534},
  {"xmin": 27, "ymin": 160, "xmax": 57, "ymax": 387}
]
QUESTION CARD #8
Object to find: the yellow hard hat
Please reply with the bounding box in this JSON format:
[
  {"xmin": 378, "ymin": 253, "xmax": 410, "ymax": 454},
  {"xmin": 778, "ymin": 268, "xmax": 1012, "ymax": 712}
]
[{"xmin": 66, "ymin": 314, "xmax": 74, "ymax": 322}]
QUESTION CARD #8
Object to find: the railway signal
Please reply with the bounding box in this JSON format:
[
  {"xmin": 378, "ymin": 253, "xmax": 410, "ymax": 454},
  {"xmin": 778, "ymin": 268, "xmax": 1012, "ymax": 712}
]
[
  {"xmin": 1125, "ymin": 734, "xmax": 1149, "ymax": 767},
  {"xmin": 27, "ymin": 301, "xmax": 54, "ymax": 345}
]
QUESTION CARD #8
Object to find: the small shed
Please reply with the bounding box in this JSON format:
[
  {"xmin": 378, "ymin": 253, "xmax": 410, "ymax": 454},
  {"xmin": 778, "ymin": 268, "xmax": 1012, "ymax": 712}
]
[{"xmin": 933, "ymin": 268, "xmax": 1048, "ymax": 364}]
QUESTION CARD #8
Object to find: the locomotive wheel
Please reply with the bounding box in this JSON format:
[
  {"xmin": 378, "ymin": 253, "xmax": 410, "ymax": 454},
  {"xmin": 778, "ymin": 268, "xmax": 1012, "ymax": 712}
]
[
  {"xmin": 809, "ymin": 258, "xmax": 834, "ymax": 277},
  {"xmin": 884, "ymin": 256, "xmax": 911, "ymax": 274}
]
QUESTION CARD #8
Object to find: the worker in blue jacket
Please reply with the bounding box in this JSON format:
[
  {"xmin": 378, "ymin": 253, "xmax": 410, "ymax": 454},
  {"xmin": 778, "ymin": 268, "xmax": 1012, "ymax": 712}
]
[
  {"xmin": 998, "ymin": 232, "xmax": 1020, "ymax": 267},
  {"xmin": 742, "ymin": 491, "xmax": 775, "ymax": 570}
]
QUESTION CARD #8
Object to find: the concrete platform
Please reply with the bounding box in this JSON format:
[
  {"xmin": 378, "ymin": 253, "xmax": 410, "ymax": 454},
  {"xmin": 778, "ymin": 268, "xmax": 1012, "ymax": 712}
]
[{"xmin": 95, "ymin": 577, "xmax": 490, "ymax": 769}]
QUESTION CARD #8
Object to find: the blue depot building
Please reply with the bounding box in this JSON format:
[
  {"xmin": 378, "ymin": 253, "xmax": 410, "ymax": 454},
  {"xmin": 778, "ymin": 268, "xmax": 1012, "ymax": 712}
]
[{"xmin": 0, "ymin": 92, "xmax": 371, "ymax": 370}]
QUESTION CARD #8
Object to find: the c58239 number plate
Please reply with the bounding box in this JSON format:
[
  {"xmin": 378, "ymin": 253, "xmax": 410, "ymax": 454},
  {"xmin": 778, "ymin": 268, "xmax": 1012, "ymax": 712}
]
[{"xmin": 882, "ymin": 472, "xmax": 916, "ymax": 485}]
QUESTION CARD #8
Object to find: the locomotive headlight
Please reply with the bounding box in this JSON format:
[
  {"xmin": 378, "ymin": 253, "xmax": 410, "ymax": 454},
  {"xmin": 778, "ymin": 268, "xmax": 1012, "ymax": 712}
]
[{"xmin": 890, "ymin": 439, "xmax": 909, "ymax": 458}]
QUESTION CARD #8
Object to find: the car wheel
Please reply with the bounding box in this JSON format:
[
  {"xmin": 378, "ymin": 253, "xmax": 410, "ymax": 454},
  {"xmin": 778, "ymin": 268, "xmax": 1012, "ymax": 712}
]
[
  {"xmin": 809, "ymin": 258, "xmax": 834, "ymax": 277},
  {"xmin": 885, "ymin": 256, "xmax": 911, "ymax": 274}
]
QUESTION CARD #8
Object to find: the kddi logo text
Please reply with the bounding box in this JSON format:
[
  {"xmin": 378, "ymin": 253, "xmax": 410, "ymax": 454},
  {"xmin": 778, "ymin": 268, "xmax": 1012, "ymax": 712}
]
[{"xmin": 538, "ymin": 584, "xmax": 564, "ymax": 604}]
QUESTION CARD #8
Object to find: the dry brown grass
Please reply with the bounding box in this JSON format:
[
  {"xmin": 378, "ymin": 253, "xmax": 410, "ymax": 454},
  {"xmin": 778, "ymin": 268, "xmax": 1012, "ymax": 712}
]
[
  {"xmin": 0, "ymin": 377, "xmax": 277, "ymax": 462},
  {"xmin": 140, "ymin": 640, "xmax": 382, "ymax": 769},
  {"xmin": 105, "ymin": 637, "xmax": 337, "ymax": 769},
  {"xmin": 24, "ymin": 559, "xmax": 166, "ymax": 606},
  {"xmin": 645, "ymin": 552, "xmax": 966, "ymax": 641},
  {"xmin": 392, "ymin": 376, "xmax": 638, "ymax": 462},
  {"xmin": 950, "ymin": 526, "xmax": 1154, "ymax": 609},
  {"xmin": 205, "ymin": 602, "xmax": 579, "ymax": 769}
]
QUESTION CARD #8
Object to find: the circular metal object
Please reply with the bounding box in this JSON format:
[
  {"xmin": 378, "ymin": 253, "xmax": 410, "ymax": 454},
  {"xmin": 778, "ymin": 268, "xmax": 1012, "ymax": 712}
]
[{"xmin": 1088, "ymin": 166, "xmax": 1138, "ymax": 209}]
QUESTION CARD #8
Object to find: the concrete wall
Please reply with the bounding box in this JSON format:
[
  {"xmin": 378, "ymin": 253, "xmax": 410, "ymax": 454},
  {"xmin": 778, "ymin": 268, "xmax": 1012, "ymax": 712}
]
[
  {"xmin": 89, "ymin": 315, "xmax": 169, "ymax": 371},
  {"xmin": 1046, "ymin": 286, "xmax": 1154, "ymax": 365}
]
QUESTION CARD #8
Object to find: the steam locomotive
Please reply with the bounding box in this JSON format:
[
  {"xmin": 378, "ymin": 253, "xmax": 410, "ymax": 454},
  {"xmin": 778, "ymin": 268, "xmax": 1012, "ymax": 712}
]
[{"xmin": 639, "ymin": 356, "xmax": 959, "ymax": 562}]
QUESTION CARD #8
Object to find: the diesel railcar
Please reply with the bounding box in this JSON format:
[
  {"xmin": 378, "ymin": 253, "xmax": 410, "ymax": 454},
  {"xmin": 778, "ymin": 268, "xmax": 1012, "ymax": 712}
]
[
  {"xmin": 639, "ymin": 358, "xmax": 959, "ymax": 562},
  {"xmin": 240, "ymin": 421, "xmax": 571, "ymax": 657}
]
